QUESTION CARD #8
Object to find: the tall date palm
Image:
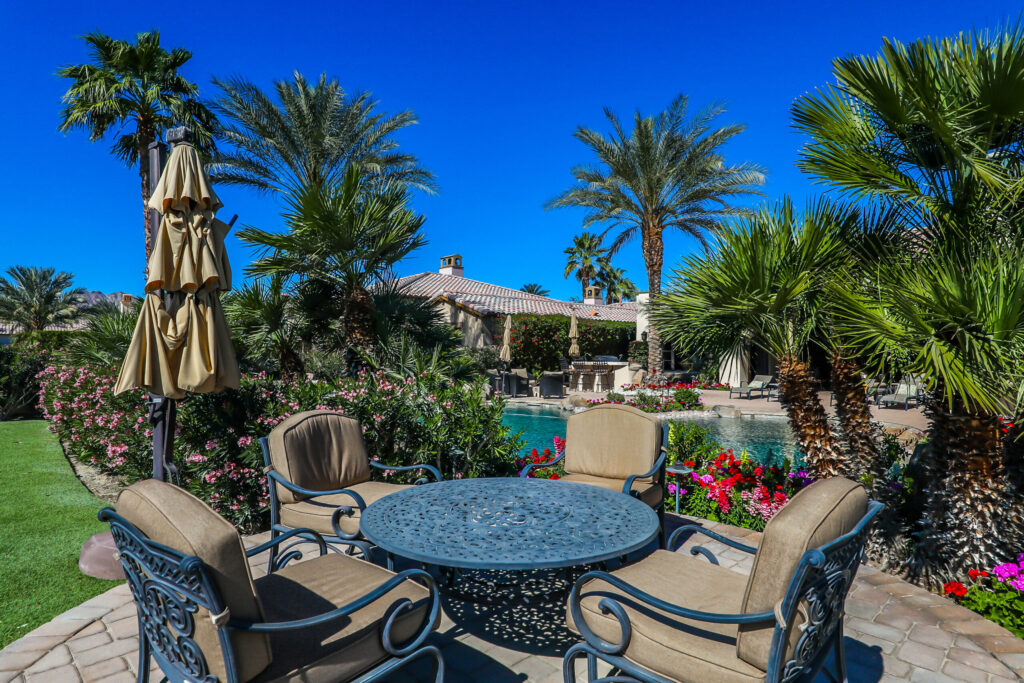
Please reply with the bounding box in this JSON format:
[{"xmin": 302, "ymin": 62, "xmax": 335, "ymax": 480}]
[
  {"xmin": 546, "ymin": 95, "xmax": 764, "ymax": 370},
  {"xmin": 210, "ymin": 72, "xmax": 433, "ymax": 196},
  {"xmin": 57, "ymin": 31, "xmax": 216, "ymax": 260}
]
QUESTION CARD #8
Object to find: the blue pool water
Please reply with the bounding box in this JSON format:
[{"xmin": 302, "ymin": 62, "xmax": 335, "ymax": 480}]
[{"xmin": 501, "ymin": 405, "xmax": 801, "ymax": 467}]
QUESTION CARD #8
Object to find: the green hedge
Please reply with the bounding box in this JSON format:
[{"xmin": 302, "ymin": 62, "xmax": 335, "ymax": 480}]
[{"xmin": 498, "ymin": 314, "xmax": 635, "ymax": 372}]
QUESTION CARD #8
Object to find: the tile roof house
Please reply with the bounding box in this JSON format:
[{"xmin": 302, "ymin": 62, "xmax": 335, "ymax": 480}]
[{"xmin": 395, "ymin": 255, "xmax": 637, "ymax": 347}]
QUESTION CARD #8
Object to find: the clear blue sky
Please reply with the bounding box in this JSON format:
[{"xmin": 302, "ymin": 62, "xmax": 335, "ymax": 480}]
[{"xmin": 1, "ymin": 0, "xmax": 1019, "ymax": 301}]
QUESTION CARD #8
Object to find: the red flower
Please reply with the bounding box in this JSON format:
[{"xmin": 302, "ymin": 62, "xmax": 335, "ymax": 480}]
[
  {"xmin": 943, "ymin": 582, "xmax": 968, "ymax": 598},
  {"xmin": 550, "ymin": 474, "xmax": 560, "ymax": 480},
  {"xmin": 968, "ymin": 569, "xmax": 989, "ymax": 581},
  {"xmin": 684, "ymin": 460, "xmax": 695, "ymax": 468}
]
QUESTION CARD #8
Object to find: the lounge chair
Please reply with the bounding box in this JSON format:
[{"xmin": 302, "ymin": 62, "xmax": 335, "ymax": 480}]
[
  {"xmin": 101, "ymin": 479, "xmax": 443, "ymax": 683},
  {"xmin": 878, "ymin": 381, "xmax": 920, "ymax": 410},
  {"xmin": 520, "ymin": 403, "xmax": 667, "ymax": 545},
  {"xmin": 260, "ymin": 410, "xmax": 441, "ymax": 570},
  {"xmin": 511, "ymin": 367, "xmax": 531, "ymax": 396},
  {"xmin": 729, "ymin": 374, "xmax": 773, "ymax": 400},
  {"xmin": 564, "ymin": 477, "xmax": 882, "ymax": 683}
]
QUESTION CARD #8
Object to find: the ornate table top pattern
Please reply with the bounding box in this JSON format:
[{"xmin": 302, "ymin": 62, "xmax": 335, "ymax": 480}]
[{"xmin": 360, "ymin": 477, "xmax": 659, "ymax": 570}]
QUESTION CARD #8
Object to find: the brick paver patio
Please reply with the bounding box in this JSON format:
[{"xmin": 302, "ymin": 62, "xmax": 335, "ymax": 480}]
[{"xmin": 2, "ymin": 515, "xmax": 1021, "ymax": 682}]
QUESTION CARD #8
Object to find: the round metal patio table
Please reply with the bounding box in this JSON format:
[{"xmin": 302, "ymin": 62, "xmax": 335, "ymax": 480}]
[{"xmin": 359, "ymin": 477, "xmax": 659, "ymax": 571}]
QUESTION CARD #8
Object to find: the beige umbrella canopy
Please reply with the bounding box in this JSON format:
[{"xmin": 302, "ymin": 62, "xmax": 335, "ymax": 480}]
[
  {"xmin": 568, "ymin": 310, "xmax": 580, "ymax": 357},
  {"xmin": 499, "ymin": 315, "xmax": 513, "ymax": 363},
  {"xmin": 115, "ymin": 143, "xmax": 240, "ymax": 399}
]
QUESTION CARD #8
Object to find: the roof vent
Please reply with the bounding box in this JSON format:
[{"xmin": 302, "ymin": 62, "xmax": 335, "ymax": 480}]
[{"xmin": 440, "ymin": 254, "xmax": 464, "ymax": 277}]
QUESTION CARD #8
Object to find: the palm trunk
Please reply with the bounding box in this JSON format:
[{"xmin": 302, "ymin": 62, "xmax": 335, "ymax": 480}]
[
  {"xmin": 344, "ymin": 287, "xmax": 377, "ymax": 352},
  {"xmin": 830, "ymin": 351, "xmax": 880, "ymax": 483},
  {"xmin": 914, "ymin": 392, "xmax": 1011, "ymax": 582},
  {"xmin": 643, "ymin": 227, "xmax": 664, "ymax": 373},
  {"xmin": 138, "ymin": 123, "xmax": 157, "ymax": 266},
  {"xmin": 777, "ymin": 354, "xmax": 842, "ymax": 479}
]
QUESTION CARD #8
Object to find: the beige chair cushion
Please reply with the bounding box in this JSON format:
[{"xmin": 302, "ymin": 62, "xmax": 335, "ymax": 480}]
[
  {"xmin": 267, "ymin": 411, "xmax": 372, "ymax": 504},
  {"xmin": 559, "ymin": 473, "xmax": 663, "ymax": 507},
  {"xmin": 568, "ymin": 550, "xmax": 766, "ymax": 683},
  {"xmin": 564, "ymin": 404, "xmax": 662, "ymax": 482},
  {"xmin": 279, "ymin": 481, "xmax": 409, "ymax": 537},
  {"xmin": 737, "ymin": 477, "xmax": 868, "ymax": 671},
  {"xmin": 252, "ymin": 553, "xmax": 436, "ymax": 682},
  {"xmin": 116, "ymin": 480, "xmax": 271, "ymax": 682}
]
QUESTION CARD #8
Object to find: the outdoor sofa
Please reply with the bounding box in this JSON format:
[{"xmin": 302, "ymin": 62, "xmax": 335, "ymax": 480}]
[
  {"xmin": 101, "ymin": 479, "xmax": 444, "ymax": 682},
  {"xmin": 259, "ymin": 410, "xmax": 441, "ymax": 570},
  {"xmin": 521, "ymin": 403, "xmax": 667, "ymax": 545},
  {"xmin": 878, "ymin": 381, "xmax": 921, "ymax": 410},
  {"xmin": 564, "ymin": 476, "xmax": 882, "ymax": 682},
  {"xmin": 729, "ymin": 374, "xmax": 773, "ymax": 400}
]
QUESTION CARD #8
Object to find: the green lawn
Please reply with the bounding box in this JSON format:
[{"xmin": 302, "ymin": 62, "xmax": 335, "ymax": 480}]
[{"xmin": 0, "ymin": 420, "xmax": 120, "ymax": 647}]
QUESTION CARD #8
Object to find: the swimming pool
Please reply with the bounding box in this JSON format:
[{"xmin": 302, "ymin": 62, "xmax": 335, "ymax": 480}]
[{"xmin": 501, "ymin": 404, "xmax": 801, "ymax": 467}]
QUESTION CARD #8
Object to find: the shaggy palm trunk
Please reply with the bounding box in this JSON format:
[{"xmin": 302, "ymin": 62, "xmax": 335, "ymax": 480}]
[
  {"xmin": 915, "ymin": 392, "xmax": 1012, "ymax": 582},
  {"xmin": 830, "ymin": 351, "xmax": 880, "ymax": 483},
  {"xmin": 777, "ymin": 354, "xmax": 842, "ymax": 479},
  {"xmin": 643, "ymin": 227, "xmax": 664, "ymax": 374},
  {"xmin": 138, "ymin": 124, "xmax": 156, "ymax": 264},
  {"xmin": 344, "ymin": 287, "xmax": 377, "ymax": 352}
]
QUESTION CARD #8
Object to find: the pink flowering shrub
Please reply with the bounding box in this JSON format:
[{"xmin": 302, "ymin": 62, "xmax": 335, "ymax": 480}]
[{"xmin": 39, "ymin": 365, "xmax": 521, "ymax": 531}]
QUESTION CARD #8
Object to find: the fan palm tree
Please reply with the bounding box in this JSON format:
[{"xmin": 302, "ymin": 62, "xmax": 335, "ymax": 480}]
[
  {"xmin": 546, "ymin": 95, "xmax": 765, "ymax": 370},
  {"xmin": 238, "ymin": 166, "xmax": 427, "ymax": 354},
  {"xmin": 520, "ymin": 283, "xmax": 550, "ymax": 296},
  {"xmin": 652, "ymin": 199, "xmax": 849, "ymax": 479},
  {"xmin": 0, "ymin": 266, "xmax": 85, "ymax": 333},
  {"xmin": 63, "ymin": 300, "xmax": 138, "ymax": 366},
  {"xmin": 831, "ymin": 239, "xmax": 1024, "ymax": 578},
  {"xmin": 210, "ymin": 72, "xmax": 433, "ymax": 196},
  {"xmin": 595, "ymin": 266, "xmax": 638, "ymax": 303},
  {"xmin": 563, "ymin": 233, "xmax": 608, "ymax": 299},
  {"xmin": 57, "ymin": 31, "xmax": 216, "ymax": 260},
  {"xmin": 222, "ymin": 274, "xmax": 305, "ymax": 378}
]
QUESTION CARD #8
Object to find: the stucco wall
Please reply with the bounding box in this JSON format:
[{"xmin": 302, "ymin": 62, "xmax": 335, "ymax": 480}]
[{"xmin": 435, "ymin": 302, "xmax": 493, "ymax": 348}]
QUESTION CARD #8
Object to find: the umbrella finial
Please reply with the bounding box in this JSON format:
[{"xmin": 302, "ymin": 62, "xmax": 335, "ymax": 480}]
[{"xmin": 167, "ymin": 126, "xmax": 194, "ymax": 146}]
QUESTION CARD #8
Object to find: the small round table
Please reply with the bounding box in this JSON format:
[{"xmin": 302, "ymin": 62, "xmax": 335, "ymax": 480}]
[{"xmin": 360, "ymin": 478, "xmax": 658, "ymax": 599}]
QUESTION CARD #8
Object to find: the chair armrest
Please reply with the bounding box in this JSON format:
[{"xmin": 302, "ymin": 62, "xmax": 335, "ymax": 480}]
[
  {"xmin": 667, "ymin": 523, "xmax": 758, "ymax": 561},
  {"xmin": 265, "ymin": 469, "xmax": 367, "ymax": 509},
  {"xmin": 568, "ymin": 570, "xmax": 776, "ymax": 656},
  {"xmin": 622, "ymin": 451, "xmax": 667, "ymax": 495},
  {"xmin": 245, "ymin": 528, "xmax": 327, "ymax": 559},
  {"xmin": 519, "ymin": 451, "xmax": 566, "ymax": 478},
  {"xmin": 228, "ymin": 568, "xmax": 442, "ymax": 657},
  {"xmin": 369, "ymin": 460, "xmax": 443, "ymax": 483}
]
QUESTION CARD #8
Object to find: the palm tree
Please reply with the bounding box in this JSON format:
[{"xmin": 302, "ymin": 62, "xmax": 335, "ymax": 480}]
[
  {"xmin": 563, "ymin": 233, "xmax": 608, "ymax": 299},
  {"xmin": 63, "ymin": 301, "xmax": 139, "ymax": 366},
  {"xmin": 57, "ymin": 31, "xmax": 216, "ymax": 260},
  {"xmin": 595, "ymin": 266, "xmax": 638, "ymax": 303},
  {"xmin": 210, "ymin": 72, "xmax": 433, "ymax": 196},
  {"xmin": 238, "ymin": 167, "xmax": 426, "ymax": 354},
  {"xmin": 546, "ymin": 95, "xmax": 765, "ymax": 370},
  {"xmin": 222, "ymin": 275, "xmax": 305, "ymax": 378},
  {"xmin": 520, "ymin": 283, "xmax": 550, "ymax": 296},
  {"xmin": 0, "ymin": 266, "xmax": 85, "ymax": 333},
  {"xmin": 652, "ymin": 199, "xmax": 849, "ymax": 479}
]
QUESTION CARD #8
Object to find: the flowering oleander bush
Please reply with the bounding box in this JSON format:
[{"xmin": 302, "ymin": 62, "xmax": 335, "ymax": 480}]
[
  {"xmin": 943, "ymin": 555, "xmax": 1024, "ymax": 637},
  {"xmin": 516, "ymin": 436, "xmax": 566, "ymax": 479},
  {"xmin": 38, "ymin": 364, "xmax": 522, "ymax": 531},
  {"xmin": 497, "ymin": 313, "xmax": 634, "ymax": 372}
]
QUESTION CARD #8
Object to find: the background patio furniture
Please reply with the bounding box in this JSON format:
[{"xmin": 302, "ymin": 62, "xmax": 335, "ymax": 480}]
[
  {"xmin": 102, "ymin": 479, "xmax": 444, "ymax": 683},
  {"xmin": 878, "ymin": 381, "xmax": 920, "ymax": 409},
  {"xmin": 563, "ymin": 477, "xmax": 882, "ymax": 683},
  {"xmin": 521, "ymin": 403, "xmax": 667, "ymax": 545},
  {"xmin": 539, "ymin": 372, "xmax": 564, "ymax": 398},
  {"xmin": 729, "ymin": 374, "xmax": 773, "ymax": 400},
  {"xmin": 511, "ymin": 367, "xmax": 532, "ymax": 396},
  {"xmin": 259, "ymin": 410, "xmax": 441, "ymax": 570},
  {"xmin": 359, "ymin": 477, "xmax": 658, "ymax": 595}
]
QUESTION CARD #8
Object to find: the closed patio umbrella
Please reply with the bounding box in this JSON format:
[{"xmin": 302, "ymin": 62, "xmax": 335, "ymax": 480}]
[
  {"xmin": 499, "ymin": 315, "xmax": 513, "ymax": 364},
  {"xmin": 568, "ymin": 309, "xmax": 580, "ymax": 358},
  {"xmin": 116, "ymin": 140, "xmax": 239, "ymax": 399}
]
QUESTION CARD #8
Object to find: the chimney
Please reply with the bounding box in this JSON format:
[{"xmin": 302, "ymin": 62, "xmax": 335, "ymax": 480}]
[
  {"xmin": 439, "ymin": 254, "xmax": 464, "ymax": 277},
  {"xmin": 119, "ymin": 293, "xmax": 134, "ymax": 313},
  {"xmin": 584, "ymin": 285, "xmax": 603, "ymax": 305}
]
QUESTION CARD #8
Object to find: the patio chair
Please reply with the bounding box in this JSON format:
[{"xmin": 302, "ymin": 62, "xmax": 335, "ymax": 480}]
[
  {"xmin": 878, "ymin": 381, "xmax": 920, "ymax": 410},
  {"xmin": 511, "ymin": 367, "xmax": 532, "ymax": 396},
  {"xmin": 520, "ymin": 403, "xmax": 667, "ymax": 545},
  {"xmin": 260, "ymin": 410, "xmax": 441, "ymax": 571},
  {"xmin": 539, "ymin": 372, "xmax": 564, "ymax": 398},
  {"xmin": 729, "ymin": 374, "xmax": 773, "ymax": 400},
  {"xmin": 101, "ymin": 479, "xmax": 443, "ymax": 683},
  {"xmin": 564, "ymin": 477, "xmax": 881, "ymax": 683}
]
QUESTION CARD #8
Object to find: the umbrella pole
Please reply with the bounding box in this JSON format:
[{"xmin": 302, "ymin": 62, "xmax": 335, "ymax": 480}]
[{"xmin": 144, "ymin": 137, "xmax": 177, "ymax": 482}]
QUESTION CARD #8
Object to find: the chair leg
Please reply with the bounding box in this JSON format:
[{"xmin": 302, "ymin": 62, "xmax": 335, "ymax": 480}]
[
  {"xmin": 267, "ymin": 526, "xmax": 280, "ymax": 574},
  {"xmin": 657, "ymin": 505, "xmax": 666, "ymax": 549},
  {"xmin": 833, "ymin": 623, "xmax": 848, "ymax": 683},
  {"xmin": 135, "ymin": 623, "xmax": 151, "ymax": 683}
]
